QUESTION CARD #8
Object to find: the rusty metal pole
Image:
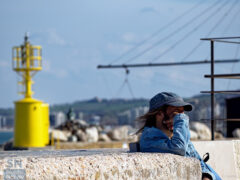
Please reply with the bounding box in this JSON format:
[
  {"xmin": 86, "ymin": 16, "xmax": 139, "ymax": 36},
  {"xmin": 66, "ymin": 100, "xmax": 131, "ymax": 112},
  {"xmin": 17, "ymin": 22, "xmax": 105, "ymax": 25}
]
[{"xmin": 211, "ymin": 40, "xmax": 215, "ymax": 141}]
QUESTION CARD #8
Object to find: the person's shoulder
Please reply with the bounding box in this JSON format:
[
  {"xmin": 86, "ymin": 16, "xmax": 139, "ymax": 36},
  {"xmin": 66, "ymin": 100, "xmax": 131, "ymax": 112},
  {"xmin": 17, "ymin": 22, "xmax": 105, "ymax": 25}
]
[
  {"xmin": 142, "ymin": 127, "xmax": 166, "ymax": 138},
  {"xmin": 143, "ymin": 126, "xmax": 160, "ymax": 133}
]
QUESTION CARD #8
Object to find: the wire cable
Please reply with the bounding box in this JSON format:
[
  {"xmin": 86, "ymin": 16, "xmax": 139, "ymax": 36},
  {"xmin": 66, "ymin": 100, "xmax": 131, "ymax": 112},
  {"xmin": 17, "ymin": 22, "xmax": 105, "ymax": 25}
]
[
  {"xmin": 126, "ymin": 79, "xmax": 135, "ymax": 99},
  {"xmin": 180, "ymin": 0, "xmax": 238, "ymax": 62},
  {"xmin": 114, "ymin": 69, "xmax": 135, "ymax": 99},
  {"xmin": 222, "ymin": 1, "xmax": 240, "ymax": 35},
  {"xmin": 114, "ymin": 78, "xmax": 127, "ymax": 98},
  {"xmin": 150, "ymin": 0, "xmax": 230, "ymax": 63},
  {"xmin": 109, "ymin": 0, "xmax": 203, "ymax": 65},
  {"xmin": 121, "ymin": 0, "xmax": 221, "ymax": 64}
]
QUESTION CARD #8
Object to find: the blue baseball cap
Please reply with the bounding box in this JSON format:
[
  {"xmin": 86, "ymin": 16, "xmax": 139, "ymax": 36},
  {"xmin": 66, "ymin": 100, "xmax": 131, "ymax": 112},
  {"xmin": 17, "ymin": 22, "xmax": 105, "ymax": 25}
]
[{"xmin": 149, "ymin": 92, "xmax": 193, "ymax": 112}]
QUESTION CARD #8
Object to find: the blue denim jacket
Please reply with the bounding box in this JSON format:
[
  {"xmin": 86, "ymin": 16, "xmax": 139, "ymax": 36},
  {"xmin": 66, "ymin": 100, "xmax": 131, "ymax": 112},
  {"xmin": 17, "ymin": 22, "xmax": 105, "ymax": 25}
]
[{"xmin": 139, "ymin": 113, "xmax": 221, "ymax": 180}]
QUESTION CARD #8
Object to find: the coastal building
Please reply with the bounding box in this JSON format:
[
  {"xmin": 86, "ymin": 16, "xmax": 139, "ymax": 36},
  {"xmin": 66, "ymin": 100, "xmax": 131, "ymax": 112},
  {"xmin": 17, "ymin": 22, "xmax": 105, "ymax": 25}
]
[
  {"xmin": 0, "ymin": 116, "xmax": 7, "ymax": 129},
  {"xmin": 89, "ymin": 115, "xmax": 101, "ymax": 126},
  {"xmin": 0, "ymin": 115, "xmax": 14, "ymax": 129},
  {"xmin": 78, "ymin": 112, "xmax": 84, "ymax": 120},
  {"xmin": 50, "ymin": 111, "xmax": 66, "ymax": 127},
  {"xmin": 118, "ymin": 106, "xmax": 148, "ymax": 126},
  {"xmin": 118, "ymin": 110, "xmax": 131, "ymax": 125}
]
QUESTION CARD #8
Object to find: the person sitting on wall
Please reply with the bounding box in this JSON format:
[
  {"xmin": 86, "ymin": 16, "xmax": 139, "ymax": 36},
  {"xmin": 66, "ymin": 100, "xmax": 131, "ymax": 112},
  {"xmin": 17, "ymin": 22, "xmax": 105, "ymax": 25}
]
[{"xmin": 136, "ymin": 92, "xmax": 221, "ymax": 180}]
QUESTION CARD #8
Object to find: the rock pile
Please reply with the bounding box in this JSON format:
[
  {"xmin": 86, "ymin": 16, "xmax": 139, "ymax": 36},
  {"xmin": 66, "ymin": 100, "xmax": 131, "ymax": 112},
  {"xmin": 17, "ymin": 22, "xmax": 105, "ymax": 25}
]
[
  {"xmin": 190, "ymin": 122, "xmax": 211, "ymax": 140},
  {"xmin": 51, "ymin": 120, "xmax": 138, "ymax": 143},
  {"xmin": 232, "ymin": 128, "xmax": 240, "ymax": 138},
  {"xmin": 189, "ymin": 122, "xmax": 224, "ymax": 140},
  {"xmin": 50, "ymin": 120, "xmax": 224, "ymax": 143}
]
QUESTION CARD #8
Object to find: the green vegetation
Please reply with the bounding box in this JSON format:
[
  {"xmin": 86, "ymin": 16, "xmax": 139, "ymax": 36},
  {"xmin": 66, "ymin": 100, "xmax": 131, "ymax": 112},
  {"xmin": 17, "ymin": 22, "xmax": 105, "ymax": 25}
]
[
  {"xmin": 0, "ymin": 93, "xmax": 238, "ymax": 126},
  {"xmin": 0, "ymin": 108, "xmax": 14, "ymax": 116},
  {"xmin": 50, "ymin": 98, "xmax": 148, "ymax": 115}
]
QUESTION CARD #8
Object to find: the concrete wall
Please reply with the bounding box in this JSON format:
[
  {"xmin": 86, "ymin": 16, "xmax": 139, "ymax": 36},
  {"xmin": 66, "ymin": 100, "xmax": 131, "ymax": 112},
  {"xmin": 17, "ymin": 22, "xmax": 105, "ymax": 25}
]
[
  {"xmin": 1, "ymin": 140, "xmax": 238, "ymax": 180},
  {"xmin": 0, "ymin": 149, "xmax": 201, "ymax": 180},
  {"xmin": 193, "ymin": 140, "xmax": 240, "ymax": 180}
]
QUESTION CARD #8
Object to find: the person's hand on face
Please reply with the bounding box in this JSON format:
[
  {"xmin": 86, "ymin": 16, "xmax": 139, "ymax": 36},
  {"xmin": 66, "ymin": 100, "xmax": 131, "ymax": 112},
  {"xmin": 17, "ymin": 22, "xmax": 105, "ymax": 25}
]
[
  {"xmin": 163, "ymin": 106, "xmax": 184, "ymax": 131},
  {"xmin": 202, "ymin": 177, "xmax": 211, "ymax": 180}
]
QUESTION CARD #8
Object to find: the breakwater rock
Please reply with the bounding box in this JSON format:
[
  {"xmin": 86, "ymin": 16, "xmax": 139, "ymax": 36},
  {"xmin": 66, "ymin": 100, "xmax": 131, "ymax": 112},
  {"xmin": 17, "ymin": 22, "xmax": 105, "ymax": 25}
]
[{"xmin": 52, "ymin": 120, "xmax": 138, "ymax": 143}]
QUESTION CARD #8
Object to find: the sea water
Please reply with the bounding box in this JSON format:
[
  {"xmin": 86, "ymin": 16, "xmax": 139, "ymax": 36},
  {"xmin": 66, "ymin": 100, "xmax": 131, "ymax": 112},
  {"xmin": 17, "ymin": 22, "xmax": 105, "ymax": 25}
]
[{"xmin": 0, "ymin": 131, "xmax": 13, "ymax": 145}]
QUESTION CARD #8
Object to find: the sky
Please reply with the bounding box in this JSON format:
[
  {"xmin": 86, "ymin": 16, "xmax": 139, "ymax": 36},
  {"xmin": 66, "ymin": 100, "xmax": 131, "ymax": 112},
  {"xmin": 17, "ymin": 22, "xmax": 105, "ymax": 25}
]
[{"xmin": 0, "ymin": 0, "xmax": 240, "ymax": 108}]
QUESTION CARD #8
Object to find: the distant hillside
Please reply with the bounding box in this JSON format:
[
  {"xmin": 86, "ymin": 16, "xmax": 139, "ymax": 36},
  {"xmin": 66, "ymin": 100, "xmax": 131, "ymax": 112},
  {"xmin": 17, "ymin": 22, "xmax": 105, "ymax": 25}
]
[
  {"xmin": 0, "ymin": 93, "xmax": 239, "ymax": 127},
  {"xmin": 50, "ymin": 93, "xmax": 239, "ymax": 125},
  {"xmin": 0, "ymin": 108, "xmax": 13, "ymax": 117},
  {"xmin": 50, "ymin": 97, "xmax": 148, "ymax": 115},
  {"xmin": 1, "ymin": 93, "xmax": 238, "ymax": 116}
]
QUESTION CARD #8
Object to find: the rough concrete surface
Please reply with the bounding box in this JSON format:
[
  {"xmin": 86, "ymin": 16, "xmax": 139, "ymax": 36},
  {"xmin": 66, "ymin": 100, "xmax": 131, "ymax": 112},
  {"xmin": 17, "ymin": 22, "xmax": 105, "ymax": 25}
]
[
  {"xmin": 0, "ymin": 149, "xmax": 201, "ymax": 180},
  {"xmin": 193, "ymin": 140, "xmax": 240, "ymax": 180},
  {"xmin": 233, "ymin": 140, "xmax": 240, "ymax": 179}
]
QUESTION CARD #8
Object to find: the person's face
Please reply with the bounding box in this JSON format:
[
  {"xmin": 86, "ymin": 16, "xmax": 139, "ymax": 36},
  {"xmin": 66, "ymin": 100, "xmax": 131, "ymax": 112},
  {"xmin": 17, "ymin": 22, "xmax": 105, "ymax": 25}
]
[
  {"xmin": 157, "ymin": 106, "xmax": 184, "ymax": 131},
  {"xmin": 166, "ymin": 106, "xmax": 184, "ymax": 116}
]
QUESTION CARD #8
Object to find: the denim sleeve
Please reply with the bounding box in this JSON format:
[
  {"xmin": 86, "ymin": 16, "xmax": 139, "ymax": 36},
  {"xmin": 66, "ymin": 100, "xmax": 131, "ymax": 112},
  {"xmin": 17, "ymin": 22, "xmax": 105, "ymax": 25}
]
[
  {"xmin": 168, "ymin": 113, "xmax": 190, "ymax": 155},
  {"xmin": 140, "ymin": 113, "xmax": 190, "ymax": 156},
  {"xmin": 140, "ymin": 114, "xmax": 220, "ymax": 180}
]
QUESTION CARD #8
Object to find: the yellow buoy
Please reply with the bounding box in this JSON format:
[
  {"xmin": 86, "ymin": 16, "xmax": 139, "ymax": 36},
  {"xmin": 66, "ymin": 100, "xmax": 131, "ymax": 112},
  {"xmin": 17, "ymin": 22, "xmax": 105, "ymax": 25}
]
[{"xmin": 12, "ymin": 34, "xmax": 49, "ymax": 147}]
